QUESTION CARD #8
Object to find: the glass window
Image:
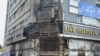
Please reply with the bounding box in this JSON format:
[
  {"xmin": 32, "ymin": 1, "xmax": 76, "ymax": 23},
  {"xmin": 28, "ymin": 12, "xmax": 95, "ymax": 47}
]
[
  {"xmin": 69, "ymin": 50, "xmax": 78, "ymax": 56},
  {"xmin": 77, "ymin": 40, "xmax": 85, "ymax": 50},
  {"xmin": 69, "ymin": 6, "xmax": 78, "ymax": 14},
  {"xmin": 84, "ymin": 41, "xmax": 92, "ymax": 50},
  {"xmin": 69, "ymin": 39, "xmax": 78, "ymax": 49},
  {"xmin": 82, "ymin": 16, "xmax": 100, "ymax": 27},
  {"xmin": 68, "ymin": 39, "xmax": 100, "ymax": 56},
  {"xmin": 85, "ymin": 51, "xmax": 94, "ymax": 56},
  {"xmin": 9, "ymin": 17, "xmax": 11, "ymax": 22},
  {"xmin": 20, "ymin": 21, "xmax": 24, "ymax": 27},
  {"xmin": 77, "ymin": 15, "xmax": 82, "ymax": 23},
  {"xmin": 69, "ymin": 0, "xmax": 78, "ymax": 7}
]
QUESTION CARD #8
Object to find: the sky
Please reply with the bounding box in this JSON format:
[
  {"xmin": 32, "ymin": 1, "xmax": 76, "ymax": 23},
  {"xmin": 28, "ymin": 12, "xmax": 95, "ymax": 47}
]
[{"xmin": 0, "ymin": 0, "xmax": 7, "ymax": 46}]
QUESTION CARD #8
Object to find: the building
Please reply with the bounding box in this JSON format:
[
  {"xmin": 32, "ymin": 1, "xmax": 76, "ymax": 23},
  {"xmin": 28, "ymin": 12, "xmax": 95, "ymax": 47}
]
[
  {"xmin": 4, "ymin": 0, "xmax": 36, "ymax": 56},
  {"xmin": 4, "ymin": 0, "xmax": 100, "ymax": 56}
]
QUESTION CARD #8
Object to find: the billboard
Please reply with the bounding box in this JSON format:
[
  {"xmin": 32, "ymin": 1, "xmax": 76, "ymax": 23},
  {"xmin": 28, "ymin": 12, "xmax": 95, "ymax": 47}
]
[{"xmin": 78, "ymin": 2, "xmax": 100, "ymax": 19}]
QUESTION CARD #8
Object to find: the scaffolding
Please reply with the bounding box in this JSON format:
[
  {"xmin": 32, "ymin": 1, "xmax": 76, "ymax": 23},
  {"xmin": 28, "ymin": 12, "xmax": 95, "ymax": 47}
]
[{"xmin": 28, "ymin": 0, "xmax": 63, "ymax": 56}]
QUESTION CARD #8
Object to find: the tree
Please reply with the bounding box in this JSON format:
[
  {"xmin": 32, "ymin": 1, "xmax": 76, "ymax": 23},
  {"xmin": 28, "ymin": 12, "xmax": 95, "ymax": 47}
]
[{"xmin": 0, "ymin": 45, "xmax": 2, "ymax": 49}]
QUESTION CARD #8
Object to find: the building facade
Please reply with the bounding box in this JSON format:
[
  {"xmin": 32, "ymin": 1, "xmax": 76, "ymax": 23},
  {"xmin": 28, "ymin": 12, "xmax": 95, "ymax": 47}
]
[
  {"xmin": 4, "ymin": 0, "xmax": 36, "ymax": 56},
  {"xmin": 60, "ymin": 0, "xmax": 100, "ymax": 56},
  {"xmin": 4, "ymin": 0, "xmax": 100, "ymax": 56}
]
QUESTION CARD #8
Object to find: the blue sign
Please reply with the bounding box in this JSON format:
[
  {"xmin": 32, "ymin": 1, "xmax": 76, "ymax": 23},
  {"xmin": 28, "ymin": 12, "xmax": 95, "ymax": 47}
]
[
  {"xmin": 78, "ymin": 2, "xmax": 96, "ymax": 18},
  {"xmin": 96, "ymin": 7, "xmax": 100, "ymax": 19}
]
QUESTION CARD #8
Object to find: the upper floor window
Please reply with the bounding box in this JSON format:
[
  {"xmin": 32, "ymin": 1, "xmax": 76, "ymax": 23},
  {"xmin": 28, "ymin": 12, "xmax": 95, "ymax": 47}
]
[
  {"xmin": 69, "ymin": 0, "xmax": 78, "ymax": 7},
  {"xmin": 82, "ymin": 16, "xmax": 100, "ymax": 27},
  {"xmin": 9, "ymin": 17, "xmax": 11, "ymax": 23},
  {"xmin": 77, "ymin": 15, "xmax": 100, "ymax": 27}
]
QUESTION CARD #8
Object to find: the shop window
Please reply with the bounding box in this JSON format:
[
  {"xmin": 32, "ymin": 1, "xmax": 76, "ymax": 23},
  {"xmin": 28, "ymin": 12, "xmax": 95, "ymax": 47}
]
[
  {"xmin": 92, "ymin": 44, "xmax": 100, "ymax": 56},
  {"xmin": 77, "ymin": 40, "xmax": 85, "ymax": 50},
  {"xmin": 69, "ymin": 50, "xmax": 78, "ymax": 56},
  {"xmin": 69, "ymin": 39, "xmax": 78, "ymax": 49},
  {"xmin": 68, "ymin": 39, "xmax": 100, "ymax": 56},
  {"xmin": 85, "ymin": 51, "xmax": 94, "ymax": 56},
  {"xmin": 84, "ymin": 41, "xmax": 92, "ymax": 50}
]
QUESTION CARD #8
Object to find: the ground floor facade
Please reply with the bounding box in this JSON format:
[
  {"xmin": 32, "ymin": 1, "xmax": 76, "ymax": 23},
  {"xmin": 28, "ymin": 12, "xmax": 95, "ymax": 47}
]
[
  {"xmin": 62, "ymin": 38, "xmax": 100, "ymax": 56},
  {"xmin": 3, "ymin": 37, "xmax": 100, "ymax": 56}
]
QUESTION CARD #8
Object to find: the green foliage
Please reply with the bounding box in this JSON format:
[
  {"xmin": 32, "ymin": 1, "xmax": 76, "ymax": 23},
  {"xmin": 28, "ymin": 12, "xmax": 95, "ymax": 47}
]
[{"xmin": 0, "ymin": 45, "xmax": 2, "ymax": 49}]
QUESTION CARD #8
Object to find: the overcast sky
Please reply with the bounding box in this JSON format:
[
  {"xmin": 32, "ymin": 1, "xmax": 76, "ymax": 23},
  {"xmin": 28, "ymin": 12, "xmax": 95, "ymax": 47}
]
[{"xmin": 0, "ymin": 0, "xmax": 7, "ymax": 46}]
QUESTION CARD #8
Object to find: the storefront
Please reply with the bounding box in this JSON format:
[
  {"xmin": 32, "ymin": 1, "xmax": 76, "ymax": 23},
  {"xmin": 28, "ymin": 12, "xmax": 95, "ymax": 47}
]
[
  {"xmin": 59, "ymin": 22, "xmax": 100, "ymax": 56},
  {"xmin": 68, "ymin": 39, "xmax": 100, "ymax": 56},
  {"xmin": 61, "ymin": 38, "xmax": 100, "ymax": 56}
]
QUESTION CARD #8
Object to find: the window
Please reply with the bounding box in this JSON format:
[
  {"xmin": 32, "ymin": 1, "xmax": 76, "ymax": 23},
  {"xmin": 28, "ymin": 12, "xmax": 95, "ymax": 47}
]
[
  {"xmin": 14, "ymin": 11, "xmax": 17, "ymax": 19},
  {"xmin": 68, "ymin": 39, "xmax": 100, "ymax": 56},
  {"xmin": 69, "ymin": 39, "xmax": 92, "ymax": 50},
  {"xmin": 21, "ymin": 4, "xmax": 24, "ymax": 11},
  {"xmin": 9, "ymin": 29, "xmax": 13, "ymax": 34},
  {"xmin": 69, "ymin": 39, "xmax": 78, "ymax": 49},
  {"xmin": 20, "ymin": 21, "xmax": 24, "ymax": 27},
  {"xmin": 10, "ymin": 3, "xmax": 12, "ymax": 9},
  {"xmin": 13, "ymin": 26, "xmax": 16, "ymax": 31},
  {"xmin": 16, "ymin": 24, "xmax": 20, "ymax": 30},
  {"xmin": 9, "ymin": 17, "xmax": 11, "ymax": 23},
  {"xmin": 82, "ymin": 16, "xmax": 100, "ymax": 27},
  {"xmin": 69, "ymin": 0, "xmax": 78, "ymax": 14},
  {"xmin": 69, "ymin": 0, "xmax": 78, "ymax": 7},
  {"xmin": 69, "ymin": 51, "xmax": 78, "ymax": 56},
  {"xmin": 69, "ymin": 6, "xmax": 78, "ymax": 14},
  {"xmin": 77, "ymin": 15, "xmax": 82, "ymax": 23}
]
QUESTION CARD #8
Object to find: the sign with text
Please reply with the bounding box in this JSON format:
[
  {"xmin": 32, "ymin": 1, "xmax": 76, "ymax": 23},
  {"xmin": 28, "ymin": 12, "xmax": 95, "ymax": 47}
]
[
  {"xmin": 78, "ymin": 2, "xmax": 100, "ymax": 19},
  {"xmin": 63, "ymin": 22, "xmax": 100, "ymax": 40}
]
